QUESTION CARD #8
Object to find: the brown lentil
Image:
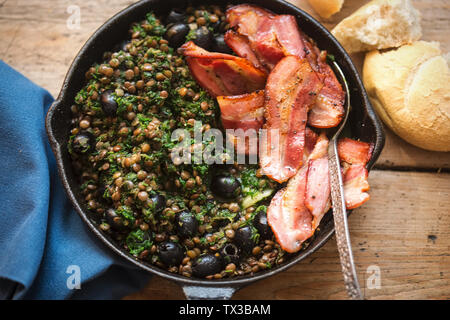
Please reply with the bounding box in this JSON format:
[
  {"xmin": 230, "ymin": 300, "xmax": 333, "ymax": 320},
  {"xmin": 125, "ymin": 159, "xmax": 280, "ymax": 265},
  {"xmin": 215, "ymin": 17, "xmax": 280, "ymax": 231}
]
[
  {"xmin": 124, "ymin": 69, "xmax": 135, "ymax": 80},
  {"xmin": 79, "ymin": 119, "xmax": 90, "ymax": 129},
  {"xmin": 229, "ymin": 203, "xmax": 240, "ymax": 213},
  {"xmin": 225, "ymin": 263, "xmax": 236, "ymax": 272},
  {"xmin": 137, "ymin": 191, "xmax": 148, "ymax": 202},
  {"xmin": 252, "ymin": 246, "xmax": 262, "ymax": 256},
  {"xmin": 225, "ymin": 229, "xmax": 235, "ymax": 239}
]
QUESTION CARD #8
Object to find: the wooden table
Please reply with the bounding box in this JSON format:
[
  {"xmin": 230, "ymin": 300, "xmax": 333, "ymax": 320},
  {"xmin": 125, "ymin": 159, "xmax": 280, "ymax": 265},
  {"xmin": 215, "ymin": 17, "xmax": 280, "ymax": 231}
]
[{"xmin": 1, "ymin": 0, "xmax": 448, "ymax": 300}]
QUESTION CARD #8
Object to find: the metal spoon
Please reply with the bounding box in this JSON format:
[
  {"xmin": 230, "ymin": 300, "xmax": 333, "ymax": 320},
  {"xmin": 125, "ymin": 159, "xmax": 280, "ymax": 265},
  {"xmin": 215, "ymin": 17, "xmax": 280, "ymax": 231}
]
[{"xmin": 327, "ymin": 61, "xmax": 363, "ymax": 300}]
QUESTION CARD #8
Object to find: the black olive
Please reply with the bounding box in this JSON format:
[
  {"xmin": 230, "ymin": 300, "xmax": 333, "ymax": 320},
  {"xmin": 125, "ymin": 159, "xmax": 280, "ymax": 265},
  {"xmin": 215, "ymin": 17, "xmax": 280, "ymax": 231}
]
[
  {"xmin": 192, "ymin": 254, "xmax": 223, "ymax": 278},
  {"xmin": 165, "ymin": 23, "xmax": 189, "ymax": 49},
  {"xmin": 220, "ymin": 243, "xmax": 240, "ymax": 265},
  {"xmin": 166, "ymin": 8, "xmax": 187, "ymax": 25},
  {"xmin": 254, "ymin": 210, "xmax": 273, "ymax": 240},
  {"xmin": 175, "ymin": 211, "xmax": 198, "ymax": 238},
  {"xmin": 72, "ymin": 131, "xmax": 95, "ymax": 154},
  {"xmin": 212, "ymin": 34, "xmax": 233, "ymax": 54},
  {"xmin": 105, "ymin": 208, "xmax": 127, "ymax": 231},
  {"xmin": 158, "ymin": 241, "xmax": 184, "ymax": 266},
  {"xmin": 149, "ymin": 193, "xmax": 166, "ymax": 213},
  {"xmin": 193, "ymin": 27, "xmax": 214, "ymax": 50},
  {"xmin": 233, "ymin": 226, "xmax": 256, "ymax": 255},
  {"xmin": 100, "ymin": 90, "xmax": 118, "ymax": 116},
  {"xmin": 210, "ymin": 175, "xmax": 241, "ymax": 199}
]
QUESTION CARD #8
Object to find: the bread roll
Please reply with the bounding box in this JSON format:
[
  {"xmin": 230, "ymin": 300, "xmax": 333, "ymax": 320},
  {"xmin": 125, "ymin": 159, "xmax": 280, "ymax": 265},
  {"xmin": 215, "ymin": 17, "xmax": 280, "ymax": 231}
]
[
  {"xmin": 307, "ymin": 0, "xmax": 344, "ymax": 19},
  {"xmin": 332, "ymin": 0, "xmax": 421, "ymax": 53},
  {"xmin": 363, "ymin": 41, "xmax": 450, "ymax": 152}
]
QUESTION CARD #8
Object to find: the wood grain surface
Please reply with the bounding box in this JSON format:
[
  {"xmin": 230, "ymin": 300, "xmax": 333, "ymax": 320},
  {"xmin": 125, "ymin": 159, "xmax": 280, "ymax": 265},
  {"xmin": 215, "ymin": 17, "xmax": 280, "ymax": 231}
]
[{"xmin": 1, "ymin": 0, "xmax": 449, "ymax": 300}]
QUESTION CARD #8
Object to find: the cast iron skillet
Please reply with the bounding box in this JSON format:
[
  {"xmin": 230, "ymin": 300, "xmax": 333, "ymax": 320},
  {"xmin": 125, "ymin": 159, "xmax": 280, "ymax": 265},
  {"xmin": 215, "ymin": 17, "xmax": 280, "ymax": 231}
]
[{"xmin": 45, "ymin": 0, "xmax": 385, "ymax": 299}]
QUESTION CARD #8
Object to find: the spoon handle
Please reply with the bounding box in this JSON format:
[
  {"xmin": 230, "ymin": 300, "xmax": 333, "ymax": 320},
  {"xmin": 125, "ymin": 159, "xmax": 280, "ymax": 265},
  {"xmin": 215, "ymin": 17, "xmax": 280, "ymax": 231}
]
[{"xmin": 328, "ymin": 139, "xmax": 363, "ymax": 300}]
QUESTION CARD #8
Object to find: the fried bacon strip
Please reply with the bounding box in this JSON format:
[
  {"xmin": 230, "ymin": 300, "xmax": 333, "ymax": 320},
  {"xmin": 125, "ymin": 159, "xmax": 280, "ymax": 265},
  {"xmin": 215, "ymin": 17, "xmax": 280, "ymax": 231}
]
[
  {"xmin": 226, "ymin": 6, "xmax": 297, "ymax": 70},
  {"xmin": 226, "ymin": 4, "xmax": 275, "ymax": 23},
  {"xmin": 304, "ymin": 127, "xmax": 319, "ymax": 158},
  {"xmin": 267, "ymin": 165, "xmax": 312, "ymax": 253},
  {"xmin": 224, "ymin": 31, "xmax": 264, "ymax": 71},
  {"xmin": 307, "ymin": 52, "xmax": 345, "ymax": 128},
  {"xmin": 271, "ymin": 15, "xmax": 307, "ymax": 58},
  {"xmin": 337, "ymin": 138, "xmax": 372, "ymax": 165},
  {"xmin": 338, "ymin": 138, "xmax": 373, "ymax": 209},
  {"xmin": 227, "ymin": 5, "xmax": 282, "ymax": 70},
  {"xmin": 342, "ymin": 164, "xmax": 370, "ymax": 210},
  {"xmin": 180, "ymin": 41, "xmax": 267, "ymax": 97},
  {"xmin": 225, "ymin": 4, "xmax": 345, "ymax": 128},
  {"xmin": 259, "ymin": 56, "xmax": 323, "ymax": 183},
  {"xmin": 268, "ymin": 135, "xmax": 373, "ymax": 253},
  {"xmin": 305, "ymin": 133, "xmax": 331, "ymax": 229},
  {"xmin": 267, "ymin": 129, "xmax": 323, "ymax": 253},
  {"xmin": 217, "ymin": 91, "xmax": 265, "ymax": 155}
]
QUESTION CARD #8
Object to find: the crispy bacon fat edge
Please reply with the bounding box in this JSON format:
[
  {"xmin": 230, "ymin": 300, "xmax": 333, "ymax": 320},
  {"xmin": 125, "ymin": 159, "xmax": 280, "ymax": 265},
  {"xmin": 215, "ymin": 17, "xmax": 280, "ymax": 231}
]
[
  {"xmin": 259, "ymin": 56, "xmax": 323, "ymax": 183},
  {"xmin": 338, "ymin": 138, "xmax": 373, "ymax": 209},
  {"xmin": 179, "ymin": 41, "xmax": 267, "ymax": 97},
  {"xmin": 225, "ymin": 4, "xmax": 345, "ymax": 127},
  {"xmin": 217, "ymin": 91, "xmax": 265, "ymax": 155}
]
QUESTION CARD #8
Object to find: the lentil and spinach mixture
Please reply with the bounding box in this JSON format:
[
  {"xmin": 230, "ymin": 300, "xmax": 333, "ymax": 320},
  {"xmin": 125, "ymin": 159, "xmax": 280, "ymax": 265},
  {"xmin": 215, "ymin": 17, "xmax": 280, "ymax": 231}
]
[{"xmin": 68, "ymin": 5, "xmax": 308, "ymax": 279}]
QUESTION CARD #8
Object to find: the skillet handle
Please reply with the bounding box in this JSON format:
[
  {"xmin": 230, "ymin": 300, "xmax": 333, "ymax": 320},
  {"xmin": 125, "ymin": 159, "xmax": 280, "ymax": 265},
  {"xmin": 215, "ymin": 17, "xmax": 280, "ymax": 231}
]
[{"xmin": 182, "ymin": 285, "xmax": 238, "ymax": 300}]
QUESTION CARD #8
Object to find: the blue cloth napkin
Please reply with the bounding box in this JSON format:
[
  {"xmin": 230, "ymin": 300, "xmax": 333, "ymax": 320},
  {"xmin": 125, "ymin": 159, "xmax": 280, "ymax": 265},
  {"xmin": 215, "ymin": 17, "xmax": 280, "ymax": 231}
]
[{"xmin": 0, "ymin": 61, "xmax": 152, "ymax": 300}]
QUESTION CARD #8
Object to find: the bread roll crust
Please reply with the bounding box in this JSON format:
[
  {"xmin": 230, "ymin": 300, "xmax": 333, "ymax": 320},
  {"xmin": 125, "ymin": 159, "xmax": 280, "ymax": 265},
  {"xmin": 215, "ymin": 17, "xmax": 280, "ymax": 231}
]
[
  {"xmin": 363, "ymin": 41, "xmax": 450, "ymax": 152},
  {"xmin": 307, "ymin": 0, "xmax": 344, "ymax": 19},
  {"xmin": 332, "ymin": 0, "xmax": 422, "ymax": 53}
]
